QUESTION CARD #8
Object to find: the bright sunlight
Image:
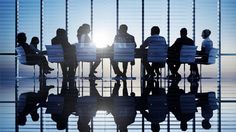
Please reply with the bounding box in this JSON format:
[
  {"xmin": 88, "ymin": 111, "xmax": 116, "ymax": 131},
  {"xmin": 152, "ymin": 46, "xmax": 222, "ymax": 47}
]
[{"xmin": 93, "ymin": 31, "xmax": 114, "ymax": 48}]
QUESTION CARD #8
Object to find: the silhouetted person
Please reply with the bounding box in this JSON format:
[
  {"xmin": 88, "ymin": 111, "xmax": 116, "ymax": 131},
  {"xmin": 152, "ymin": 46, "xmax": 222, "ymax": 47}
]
[
  {"xmin": 188, "ymin": 75, "xmax": 200, "ymax": 94},
  {"xmin": 17, "ymin": 77, "xmax": 54, "ymax": 125},
  {"xmin": 77, "ymin": 24, "xmax": 101, "ymax": 78},
  {"xmin": 17, "ymin": 32, "xmax": 53, "ymax": 75},
  {"xmin": 111, "ymin": 24, "xmax": 136, "ymax": 78},
  {"xmin": 112, "ymin": 80, "xmax": 121, "ymax": 96},
  {"xmin": 29, "ymin": 36, "xmax": 41, "ymax": 54},
  {"xmin": 168, "ymin": 28, "xmax": 199, "ymax": 79},
  {"xmin": 167, "ymin": 78, "xmax": 195, "ymax": 131},
  {"xmin": 112, "ymin": 80, "xmax": 129, "ymax": 97},
  {"xmin": 111, "ymin": 80, "xmax": 136, "ymax": 132},
  {"xmin": 142, "ymin": 78, "xmax": 161, "ymax": 97},
  {"xmin": 77, "ymin": 79, "xmax": 99, "ymax": 132},
  {"xmin": 51, "ymin": 79, "xmax": 78, "ymax": 130},
  {"xmin": 197, "ymin": 29, "xmax": 213, "ymax": 63},
  {"xmin": 196, "ymin": 92, "xmax": 218, "ymax": 130},
  {"xmin": 140, "ymin": 87, "xmax": 167, "ymax": 132},
  {"xmin": 51, "ymin": 28, "xmax": 77, "ymax": 79},
  {"xmin": 140, "ymin": 26, "xmax": 167, "ymax": 79}
]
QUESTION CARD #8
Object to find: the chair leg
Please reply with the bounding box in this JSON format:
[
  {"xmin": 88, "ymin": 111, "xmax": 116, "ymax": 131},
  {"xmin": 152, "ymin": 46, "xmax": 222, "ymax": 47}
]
[
  {"xmin": 57, "ymin": 63, "xmax": 59, "ymax": 78},
  {"xmin": 131, "ymin": 64, "xmax": 133, "ymax": 92},
  {"xmin": 183, "ymin": 64, "xmax": 186, "ymax": 91},
  {"xmin": 33, "ymin": 65, "xmax": 36, "ymax": 78},
  {"xmin": 200, "ymin": 64, "xmax": 202, "ymax": 93}
]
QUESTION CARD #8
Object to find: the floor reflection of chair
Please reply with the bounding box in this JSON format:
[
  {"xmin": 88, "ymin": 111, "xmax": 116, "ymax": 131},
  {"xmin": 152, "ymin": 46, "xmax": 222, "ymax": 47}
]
[
  {"xmin": 180, "ymin": 94, "xmax": 197, "ymax": 113},
  {"xmin": 46, "ymin": 94, "xmax": 64, "ymax": 114},
  {"xmin": 147, "ymin": 95, "xmax": 168, "ymax": 122}
]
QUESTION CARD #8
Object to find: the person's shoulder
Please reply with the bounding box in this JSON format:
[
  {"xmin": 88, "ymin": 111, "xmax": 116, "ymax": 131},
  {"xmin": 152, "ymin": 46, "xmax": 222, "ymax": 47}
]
[
  {"xmin": 126, "ymin": 33, "xmax": 135, "ymax": 38},
  {"xmin": 159, "ymin": 35, "xmax": 166, "ymax": 40},
  {"xmin": 51, "ymin": 37, "xmax": 57, "ymax": 43}
]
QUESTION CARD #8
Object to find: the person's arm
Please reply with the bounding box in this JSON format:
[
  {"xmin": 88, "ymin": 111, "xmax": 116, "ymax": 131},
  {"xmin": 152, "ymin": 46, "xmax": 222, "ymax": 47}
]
[
  {"xmin": 201, "ymin": 40, "xmax": 207, "ymax": 54},
  {"xmin": 30, "ymin": 45, "xmax": 41, "ymax": 53},
  {"xmin": 132, "ymin": 36, "xmax": 137, "ymax": 47},
  {"xmin": 140, "ymin": 38, "xmax": 149, "ymax": 49}
]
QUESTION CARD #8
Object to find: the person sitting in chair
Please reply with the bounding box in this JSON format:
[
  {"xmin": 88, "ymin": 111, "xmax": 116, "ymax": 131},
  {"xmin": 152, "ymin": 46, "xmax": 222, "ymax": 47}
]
[
  {"xmin": 167, "ymin": 28, "xmax": 199, "ymax": 79},
  {"xmin": 198, "ymin": 29, "xmax": 213, "ymax": 63},
  {"xmin": 140, "ymin": 26, "xmax": 167, "ymax": 79},
  {"xmin": 17, "ymin": 32, "xmax": 53, "ymax": 75},
  {"xmin": 111, "ymin": 24, "xmax": 136, "ymax": 78}
]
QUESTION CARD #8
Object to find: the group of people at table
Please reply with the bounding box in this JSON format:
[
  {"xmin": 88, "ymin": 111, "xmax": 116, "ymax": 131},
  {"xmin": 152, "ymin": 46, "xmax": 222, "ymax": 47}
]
[
  {"xmin": 17, "ymin": 24, "xmax": 213, "ymax": 80},
  {"xmin": 16, "ymin": 24, "xmax": 216, "ymax": 131}
]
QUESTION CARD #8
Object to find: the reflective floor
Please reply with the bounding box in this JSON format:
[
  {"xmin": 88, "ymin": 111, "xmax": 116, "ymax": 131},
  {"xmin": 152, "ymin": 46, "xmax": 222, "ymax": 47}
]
[{"xmin": 0, "ymin": 58, "xmax": 236, "ymax": 132}]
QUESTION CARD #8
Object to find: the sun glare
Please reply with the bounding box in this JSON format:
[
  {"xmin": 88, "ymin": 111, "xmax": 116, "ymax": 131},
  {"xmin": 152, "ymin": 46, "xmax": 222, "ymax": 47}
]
[{"xmin": 93, "ymin": 31, "xmax": 113, "ymax": 48}]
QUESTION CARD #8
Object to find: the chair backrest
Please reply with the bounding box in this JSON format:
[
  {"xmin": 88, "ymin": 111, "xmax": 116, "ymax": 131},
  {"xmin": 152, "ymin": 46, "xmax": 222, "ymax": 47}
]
[
  {"xmin": 46, "ymin": 94, "xmax": 64, "ymax": 114},
  {"xmin": 208, "ymin": 92, "xmax": 218, "ymax": 110},
  {"xmin": 17, "ymin": 93, "xmax": 27, "ymax": 113},
  {"xmin": 112, "ymin": 96, "xmax": 136, "ymax": 117},
  {"xmin": 147, "ymin": 44, "xmax": 168, "ymax": 64},
  {"xmin": 147, "ymin": 96, "xmax": 168, "ymax": 122},
  {"xmin": 76, "ymin": 43, "xmax": 96, "ymax": 62},
  {"xmin": 45, "ymin": 45, "xmax": 64, "ymax": 63},
  {"xmin": 76, "ymin": 96, "xmax": 97, "ymax": 117},
  {"xmin": 16, "ymin": 46, "xmax": 27, "ymax": 64},
  {"xmin": 113, "ymin": 43, "xmax": 135, "ymax": 62},
  {"xmin": 207, "ymin": 48, "xmax": 218, "ymax": 64},
  {"xmin": 16, "ymin": 46, "xmax": 38, "ymax": 65},
  {"xmin": 180, "ymin": 94, "xmax": 197, "ymax": 114},
  {"xmin": 180, "ymin": 45, "xmax": 197, "ymax": 63}
]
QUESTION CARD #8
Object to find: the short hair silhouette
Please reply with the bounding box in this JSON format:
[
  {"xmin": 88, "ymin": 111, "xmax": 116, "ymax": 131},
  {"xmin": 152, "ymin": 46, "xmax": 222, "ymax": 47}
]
[
  {"xmin": 151, "ymin": 26, "xmax": 160, "ymax": 35},
  {"xmin": 31, "ymin": 112, "xmax": 39, "ymax": 121},
  {"xmin": 151, "ymin": 123, "xmax": 160, "ymax": 132},
  {"xmin": 119, "ymin": 24, "xmax": 128, "ymax": 33},
  {"xmin": 180, "ymin": 28, "xmax": 187, "ymax": 37},
  {"xmin": 17, "ymin": 32, "xmax": 27, "ymax": 43},
  {"xmin": 56, "ymin": 28, "xmax": 66, "ymax": 36},
  {"xmin": 202, "ymin": 119, "xmax": 211, "ymax": 129},
  {"xmin": 30, "ymin": 37, "xmax": 39, "ymax": 45},
  {"xmin": 82, "ymin": 23, "xmax": 90, "ymax": 34},
  {"xmin": 17, "ymin": 115, "xmax": 26, "ymax": 125},
  {"xmin": 180, "ymin": 121, "xmax": 187, "ymax": 131},
  {"xmin": 202, "ymin": 29, "xmax": 211, "ymax": 39}
]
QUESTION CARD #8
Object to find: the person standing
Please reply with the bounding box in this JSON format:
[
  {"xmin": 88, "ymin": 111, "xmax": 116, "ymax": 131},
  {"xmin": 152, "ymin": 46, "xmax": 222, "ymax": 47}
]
[{"xmin": 51, "ymin": 28, "xmax": 77, "ymax": 79}]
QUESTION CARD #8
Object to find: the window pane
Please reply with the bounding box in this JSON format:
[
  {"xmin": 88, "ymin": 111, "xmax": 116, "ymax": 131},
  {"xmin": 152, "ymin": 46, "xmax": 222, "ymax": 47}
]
[
  {"xmin": 222, "ymin": 0, "xmax": 236, "ymax": 53},
  {"xmin": 68, "ymin": 0, "xmax": 90, "ymax": 43},
  {"xmin": 0, "ymin": 0, "xmax": 15, "ymax": 53},
  {"xmin": 222, "ymin": 56, "xmax": 236, "ymax": 100},
  {"xmin": 18, "ymin": 0, "xmax": 40, "ymax": 45},
  {"xmin": 170, "ymin": 0, "xmax": 192, "ymax": 45},
  {"xmin": 144, "ymin": 0, "xmax": 167, "ymax": 40},
  {"xmin": 43, "ymin": 0, "xmax": 65, "ymax": 50},
  {"xmin": 0, "ymin": 56, "xmax": 15, "ymax": 101},
  {"xmin": 119, "ymin": 0, "xmax": 142, "ymax": 46},
  {"xmin": 196, "ymin": 0, "xmax": 218, "ymax": 50},
  {"xmin": 0, "ymin": 103, "xmax": 15, "ymax": 132}
]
